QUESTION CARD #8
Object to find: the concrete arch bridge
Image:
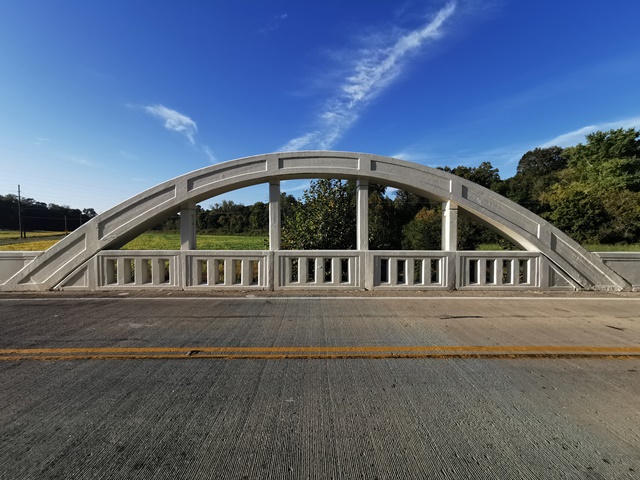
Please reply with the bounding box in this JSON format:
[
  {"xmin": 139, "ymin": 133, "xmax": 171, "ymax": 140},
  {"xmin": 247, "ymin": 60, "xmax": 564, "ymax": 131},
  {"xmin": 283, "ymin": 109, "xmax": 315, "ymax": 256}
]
[{"xmin": 1, "ymin": 151, "xmax": 636, "ymax": 292}]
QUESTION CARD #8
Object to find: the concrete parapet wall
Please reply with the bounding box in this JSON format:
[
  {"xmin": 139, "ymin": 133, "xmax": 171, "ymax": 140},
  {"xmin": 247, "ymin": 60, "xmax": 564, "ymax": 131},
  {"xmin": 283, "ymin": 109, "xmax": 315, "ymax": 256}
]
[
  {"xmin": 0, "ymin": 252, "xmax": 42, "ymax": 286},
  {"xmin": 595, "ymin": 252, "xmax": 640, "ymax": 291}
]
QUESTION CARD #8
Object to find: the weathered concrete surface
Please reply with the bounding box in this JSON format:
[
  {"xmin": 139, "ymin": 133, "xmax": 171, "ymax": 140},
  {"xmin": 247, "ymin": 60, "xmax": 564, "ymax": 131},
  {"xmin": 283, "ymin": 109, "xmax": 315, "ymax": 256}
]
[
  {"xmin": 0, "ymin": 251, "xmax": 42, "ymax": 286},
  {"xmin": 1, "ymin": 297, "xmax": 639, "ymax": 479},
  {"xmin": 596, "ymin": 252, "xmax": 640, "ymax": 290}
]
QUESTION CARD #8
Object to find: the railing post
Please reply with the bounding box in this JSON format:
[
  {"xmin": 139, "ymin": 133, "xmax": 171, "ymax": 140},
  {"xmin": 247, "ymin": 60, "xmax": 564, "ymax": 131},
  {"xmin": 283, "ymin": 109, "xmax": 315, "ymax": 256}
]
[
  {"xmin": 357, "ymin": 179, "xmax": 369, "ymax": 251},
  {"xmin": 442, "ymin": 201, "xmax": 458, "ymax": 252},
  {"xmin": 180, "ymin": 202, "xmax": 197, "ymax": 250},
  {"xmin": 266, "ymin": 251, "xmax": 274, "ymax": 290},
  {"xmin": 269, "ymin": 181, "xmax": 281, "ymax": 251}
]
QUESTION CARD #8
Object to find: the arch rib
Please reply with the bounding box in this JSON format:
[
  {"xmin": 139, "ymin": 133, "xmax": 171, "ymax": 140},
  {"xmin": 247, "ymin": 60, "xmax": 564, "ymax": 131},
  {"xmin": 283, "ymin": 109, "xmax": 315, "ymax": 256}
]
[{"xmin": 2, "ymin": 151, "xmax": 629, "ymax": 291}]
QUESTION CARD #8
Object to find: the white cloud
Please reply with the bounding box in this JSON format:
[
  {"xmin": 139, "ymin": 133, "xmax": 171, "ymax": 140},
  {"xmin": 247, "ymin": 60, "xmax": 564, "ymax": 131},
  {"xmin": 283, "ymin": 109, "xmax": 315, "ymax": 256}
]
[
  {"xmin": 280, "ymin": 2, "xmax": 458, "ymax": 152},
  {"xmin": 258, "ymin": 13, "xmax": 288, "ymax": 34},
  {"xmin": 202, "ymin": 145, "xmax": 216, "ymax": 163},
  {"xmin": 141, "ymin": 103, "xmax": 217, "ymax": 163},
  {"xmin": 389, "ymin": 150, "xmax": 432, "ymax": 163},
  {"xmin": 144, "ymin": 104, "xmax": 198, "ymax": 144},
  {"xmin": 540, "ymin": 116, "xmax": 640, "ymax": 148}
]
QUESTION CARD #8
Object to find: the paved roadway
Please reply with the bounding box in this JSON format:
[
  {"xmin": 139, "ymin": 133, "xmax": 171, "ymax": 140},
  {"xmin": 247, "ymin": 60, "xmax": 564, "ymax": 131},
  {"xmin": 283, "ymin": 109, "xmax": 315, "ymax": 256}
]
[{"xmin": 0, "ymin": 294, "xmax": 639, "ymax": 479}]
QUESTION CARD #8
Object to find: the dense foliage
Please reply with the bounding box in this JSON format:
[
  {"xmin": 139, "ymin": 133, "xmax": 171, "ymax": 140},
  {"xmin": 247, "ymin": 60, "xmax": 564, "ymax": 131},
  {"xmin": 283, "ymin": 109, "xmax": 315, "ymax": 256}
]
[{"xmin": 0, "ymin": 195, "xmax": 96, "ymax": 233}]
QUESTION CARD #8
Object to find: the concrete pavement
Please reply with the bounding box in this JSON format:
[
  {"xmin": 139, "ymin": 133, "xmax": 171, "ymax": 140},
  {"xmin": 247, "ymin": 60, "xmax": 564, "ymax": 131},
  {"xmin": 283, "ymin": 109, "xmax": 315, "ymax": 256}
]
[{"xmin": 0, "ymin": 296, "xmax": 639, "ymax": 478}]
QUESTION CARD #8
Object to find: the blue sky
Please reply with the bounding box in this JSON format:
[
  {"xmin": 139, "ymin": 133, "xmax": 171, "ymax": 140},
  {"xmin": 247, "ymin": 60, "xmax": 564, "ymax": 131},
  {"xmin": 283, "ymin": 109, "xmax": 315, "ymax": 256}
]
[{"xmin": 1, "ymin": 0, "xmax": 639, "ymax": 213}]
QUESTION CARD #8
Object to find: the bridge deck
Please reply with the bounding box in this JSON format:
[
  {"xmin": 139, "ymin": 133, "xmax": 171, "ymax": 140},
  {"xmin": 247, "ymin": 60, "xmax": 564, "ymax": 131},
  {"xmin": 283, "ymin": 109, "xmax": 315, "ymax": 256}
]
[{"xmin": 1, "ymin": 295, "xmax": 639, "ymax": 478}]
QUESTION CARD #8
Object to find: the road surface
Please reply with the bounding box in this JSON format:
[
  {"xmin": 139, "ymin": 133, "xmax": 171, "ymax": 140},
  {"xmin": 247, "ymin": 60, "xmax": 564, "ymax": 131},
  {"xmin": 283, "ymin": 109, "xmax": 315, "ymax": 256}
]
[{"xmin": 0, "ymin": 295, "xmax": 638, "ymax": 479}]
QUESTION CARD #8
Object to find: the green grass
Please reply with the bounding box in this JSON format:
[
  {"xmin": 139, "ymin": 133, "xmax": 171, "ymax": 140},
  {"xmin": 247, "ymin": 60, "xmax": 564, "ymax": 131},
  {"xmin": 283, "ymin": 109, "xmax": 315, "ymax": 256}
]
[
  {"xmin": 479, "ymin": 242, "xmax": 640, "ymax": 252},
  {"xmin": 584, "ymin": 243, "xmax": 640, "ymax": 252},
  {"xmin": 0, "ymin": 232, "xmax": 267, "ymax": 251},
  {"xmin": 0, "ymin": 230, "xmax": 66, "ymax": 240},
  {"xmin": 2, "ymin": 231, "xmax": 638, "ymax": 253},
  {"xmin": 0, "ymin": 240, "xmax": 59, "ymax": 251},
  {"xmin": 121, "ymin": 232, "xmax": 267, "ymax": 250},
  {"xmin": 477, "ymin": 243, "xmax": 509, "ymax": 251}
]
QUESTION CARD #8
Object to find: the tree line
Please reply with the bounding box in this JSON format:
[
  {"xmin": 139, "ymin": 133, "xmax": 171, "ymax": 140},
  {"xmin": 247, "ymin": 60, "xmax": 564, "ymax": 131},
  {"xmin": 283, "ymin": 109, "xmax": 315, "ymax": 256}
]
[{"xmin": 0, "ymin": 195, "xmax": 97, "ymax": 234}]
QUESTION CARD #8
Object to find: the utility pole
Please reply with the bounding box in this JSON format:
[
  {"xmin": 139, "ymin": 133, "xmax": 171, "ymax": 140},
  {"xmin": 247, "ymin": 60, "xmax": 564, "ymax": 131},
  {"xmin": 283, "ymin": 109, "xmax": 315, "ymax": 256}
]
[{"xmin": 17, "ymin": 184, "xmax": 24, "ymax": 238}]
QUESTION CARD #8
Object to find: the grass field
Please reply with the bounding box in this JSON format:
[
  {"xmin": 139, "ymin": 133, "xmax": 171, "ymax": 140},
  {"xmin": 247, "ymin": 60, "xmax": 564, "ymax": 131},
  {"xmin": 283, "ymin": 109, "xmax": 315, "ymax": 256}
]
[
  {"xmin": 0, "ymin": 231, "xmax": 638, "ymax": 252},
  {"xmin": 584, "ymin": 243, "xmax": 640, "ymax": 252},
  {"xmin": 0, "ymin": 230, "xmax": 66, "ymax": 240},
  {"xmin": 0, "ymin": 240, "xmax": 59, "ymax": 251},
  {"xmin": 120, "ymin": 233, "xmax": 267, "ymax": 250}
]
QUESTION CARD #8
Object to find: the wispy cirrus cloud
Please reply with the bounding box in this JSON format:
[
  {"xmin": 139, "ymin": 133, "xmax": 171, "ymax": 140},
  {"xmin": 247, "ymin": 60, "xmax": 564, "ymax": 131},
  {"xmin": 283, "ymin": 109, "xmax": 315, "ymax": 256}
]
[
  {"xmin": 144, "ymin": 104, "xmax": 198, "ymax": 144},
  {"xmin": 391, "ymin": 115, "xmax": 640, "ymax": 180},
  {"xmin": 139, "ymin": 103, "xmax": 217, "ymax": 163},
  {"xmin": 540, "ymin": 116, "xmax": 640, "ymax": 148},
  {"xmin": 280, "ymin": 1, "xmax": 458, "ymax": 151},
  {"xmin": 258, "ymin": 13, "xmax": 288, "ymax": 35}
]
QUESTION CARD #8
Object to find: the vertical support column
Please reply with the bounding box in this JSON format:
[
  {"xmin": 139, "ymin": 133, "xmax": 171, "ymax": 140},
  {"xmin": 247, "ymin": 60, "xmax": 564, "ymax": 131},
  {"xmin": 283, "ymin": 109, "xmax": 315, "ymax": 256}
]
[
  {"xmin": 356, "ymin": 179, "xmax": 369, "ymax": 251},
  {"xmin": 441, "ymin": 200, "xmax": 458, "ymax": 252},
  {"xmin": 269, "ymin": 181, "xmax": 281, "ymax": 251},
  {"xmin": 180, "ymin": 202, "xmax": 197, "ymax": 250}
]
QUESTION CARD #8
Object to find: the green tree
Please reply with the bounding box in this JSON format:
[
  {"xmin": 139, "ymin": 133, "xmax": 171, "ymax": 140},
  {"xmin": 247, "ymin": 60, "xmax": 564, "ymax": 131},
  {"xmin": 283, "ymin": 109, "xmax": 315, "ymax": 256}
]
[
  {"xmin": 562, "ymin": 128, "xmax": 640, "ymax": 191},
  {"xmin": 248, "ymin": 202, "xmax": 268, "ymax": 232},
  {"xmin": 541, "ymin": 128, "xmax": 640, "ymax": 243},
  {"xmin": 393, "ymin": 190, "xmax": 436, "ymax": 228},
  {"xmin": 401, "ymin": 207, "xmax": 441, "ymax": 250},
  {"xmin": 281, "ymin": 179, "xmax": 356, "ymax": 249},
  {"xmin": 505, "ymin": 146, "xmax": 566, "ymax": 213},
  {"xmin": 443, "ymin": 161, "xmax": 504, "ymax": 192},
  {"xmin": 368, "ymin": 184, "xmax": 401, "ymax": 249},
  {"xmin": 541, "ymin": 184, "xmax": 610, "ymax": 243}
]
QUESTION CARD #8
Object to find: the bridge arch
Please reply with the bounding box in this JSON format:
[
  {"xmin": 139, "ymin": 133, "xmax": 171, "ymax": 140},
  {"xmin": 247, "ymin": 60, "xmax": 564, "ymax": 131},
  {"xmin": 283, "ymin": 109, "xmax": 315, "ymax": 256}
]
[{"xmin": 2, "ymin": 151, "xmax": 629, "ymax": 291}]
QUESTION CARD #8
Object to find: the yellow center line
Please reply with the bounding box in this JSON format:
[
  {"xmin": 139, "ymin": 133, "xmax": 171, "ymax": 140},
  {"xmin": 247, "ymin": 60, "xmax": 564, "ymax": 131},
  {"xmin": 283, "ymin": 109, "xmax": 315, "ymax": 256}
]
[
  {"xmin": 1, "ymin": 353, "xmax": 639, "ymax": 361},
  {"xmin": 2, "ymin": 345, "xmax": 640, "ymax": 354},
  {"xmin": 1, "ymin": 345, "xmax": 639, "ymax": 361}
]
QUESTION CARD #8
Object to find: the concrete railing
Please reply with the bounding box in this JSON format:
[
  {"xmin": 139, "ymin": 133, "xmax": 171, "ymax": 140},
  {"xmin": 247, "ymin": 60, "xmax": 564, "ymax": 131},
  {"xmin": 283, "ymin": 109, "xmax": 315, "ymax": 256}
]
[
  {"xmin": 369, "ymin": 252, "xmax": 453, "ymax": 290},
  {"xmin": 457, "ymin": 251, "xmax": 540, "ymax": 289},
  {"xmin": 93, "ymin": 250, "xmax": 270, "ymax": 290},
  {"xmin": 2, "ymin": 249, "xmax": 638, "ymax": 291},
  {"xmin": 276, "ymin": 251, "xmax": 362, "ymax": 289},
  {"xmin": 188, "ymin": 252, "xmax": 268, "ymax": 289},
  {"xmin": 100, "ymin": 252, "xmax": 179, "ymax": 288}
]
